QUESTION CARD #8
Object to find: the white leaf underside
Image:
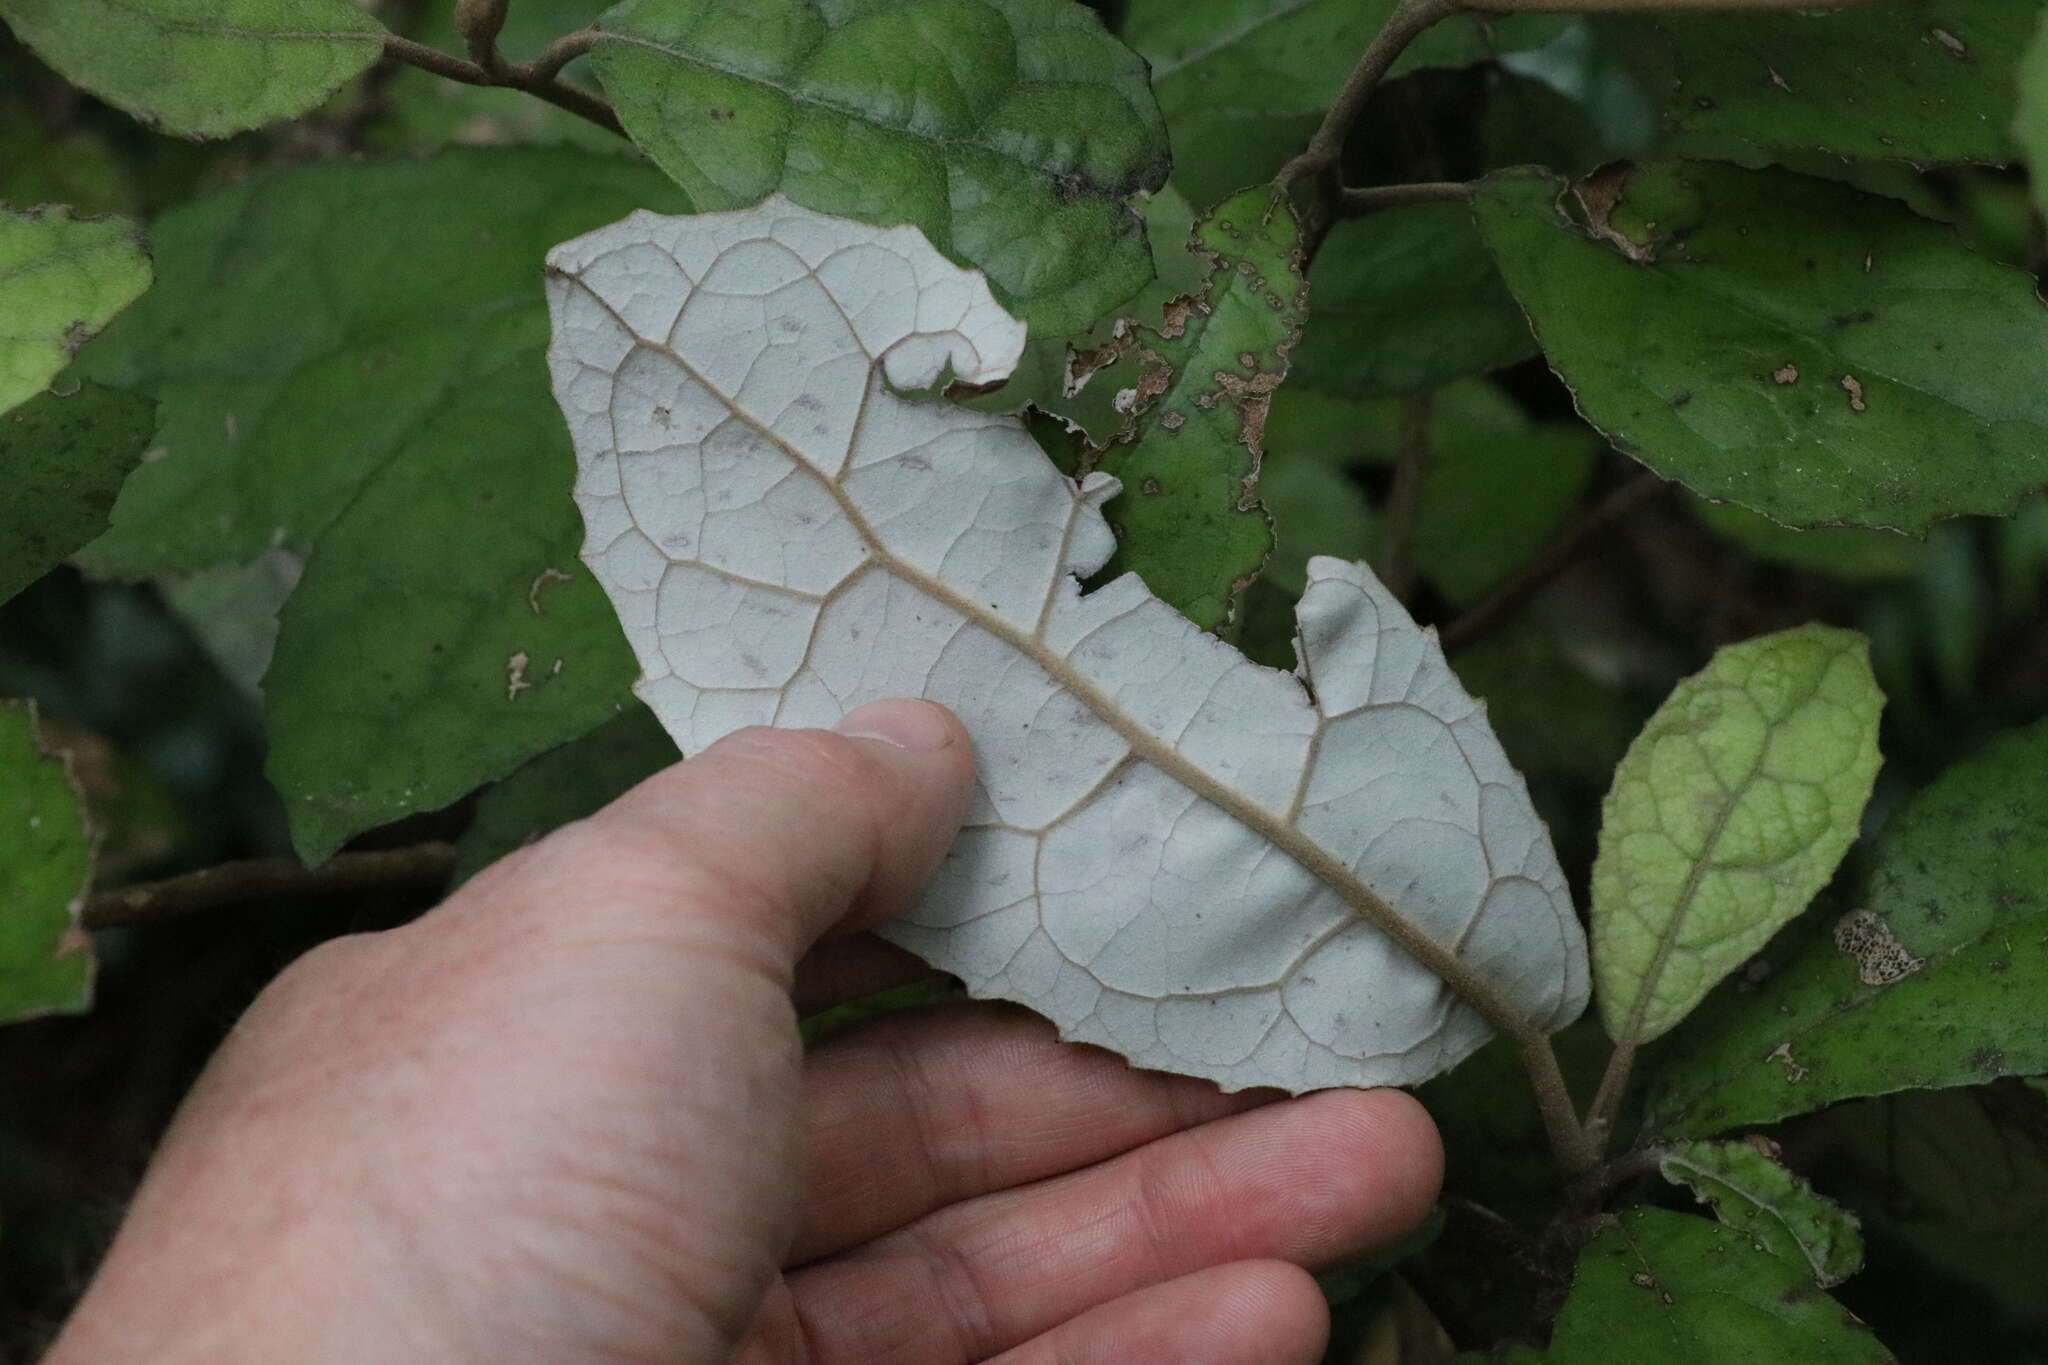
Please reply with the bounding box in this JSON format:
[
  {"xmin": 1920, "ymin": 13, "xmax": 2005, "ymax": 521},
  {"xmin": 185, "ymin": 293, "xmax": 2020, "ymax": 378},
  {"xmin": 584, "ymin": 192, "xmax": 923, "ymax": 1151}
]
[{"xmin": 546, "ymin": 198, "xmax": 1589, "ymax": 1091}]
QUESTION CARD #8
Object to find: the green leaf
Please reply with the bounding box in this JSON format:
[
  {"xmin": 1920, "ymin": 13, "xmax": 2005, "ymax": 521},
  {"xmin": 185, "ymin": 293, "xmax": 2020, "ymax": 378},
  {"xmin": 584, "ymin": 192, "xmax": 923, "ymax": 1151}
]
[
  {"xmin": 76, "ymin": 148, "xmax": 688, "ymax": 861},
  {"xmin": 1657, "ymin": 1140, "xmax": 1864, "ymax": 1288},
  {"xmin": 1600, "ymin": 1, "xmax": 2033, "ymax": 167},
  {"xmin": 0, "ymin": 205, "xmax": 150, "ymax": 417},
  {"xmin": 1593, "ymin": 626, "xmax": 1882, "ymax": 1047},
  {"xmin": 0, "ymin": 700, "xmax": 94, "ymax": 1022},
  {"xmin": 2020, "ymin": 8, "xmax": 2048, "ymax": 215},
  {"xmin": 1647, "ymin": 718, "xmax": 2048, "ymax": 1137},
  {"xmin": 1690, "ymin": 499, "xmax": 1927, "ymax": 585},
  {"xmin": 1539, "ymin": 1208, "xmax": 1894, "ymax": 1365},
  {"xmin": 1289, "ymin": 203, "xmax": 1535, "ymax": 400},
  {"xmin": 0, "ymin": 0, "xmax": 386, "ymax": 138},
  {"xmin": 1474, "ymin": 162, "xmax": 2048, "ymax": 533},
  {"xmin": 1124, "ymin": 0, "xmax": 1561, "ymax": 206},
  {"xmin": 588, "ymin": 0, "xmax": 1167, "ymax": 336},
  {"xmin": 0, "ymin": 381, "xmax": 155, "ymax": 605},
  {"xmin": 452, "ymin": 703, "xmax": 677, "ymax": 883},
  {"xmin": 1076, "ymin": 188, "xmax": 1304, "ymax": 629}
]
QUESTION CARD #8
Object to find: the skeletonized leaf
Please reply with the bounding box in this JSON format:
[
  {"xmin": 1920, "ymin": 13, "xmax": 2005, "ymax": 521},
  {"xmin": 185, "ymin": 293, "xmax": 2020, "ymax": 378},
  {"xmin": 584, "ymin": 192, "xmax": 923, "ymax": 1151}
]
[
  {"xmin": 0, "ymin": 205, "xmax": 150, "ymax": 417},
  {"xmin": 1593, "ymin": 626, "xmax": 1882, "ymax": 1047},
  {"xmin": 546, "ymin": 199, "xmax": 1588, "ymax": 1091},
  {"xmin": 0, "ymin": 700, "xmax": 95, "ymax": 1022},
  {"xmin": 0, "ymin": 0, "xmax": 386, "ymax": 138},
  {"xmin": 1068, "ymin": 188, "xmax": 1304, "ymax": 629},
  {"xmin": 1657, "ymin": 1139, "xmax": 1864, "ymax": 1287}
]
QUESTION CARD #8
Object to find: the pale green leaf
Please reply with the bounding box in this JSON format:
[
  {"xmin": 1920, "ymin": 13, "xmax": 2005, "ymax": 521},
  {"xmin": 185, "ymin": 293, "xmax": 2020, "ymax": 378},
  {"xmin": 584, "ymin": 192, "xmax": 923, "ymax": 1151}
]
[
  {"xmin": 0, "ymin": 0, "xmax": 386, "ymax": 137},
  {"xmin": 0, "ymin": 205, "xmax": 150, "ymax": 417},
  {"xmin": 0, "ymin": 700, "xmax": 94, "ymax": 1022},
  {"xmin": 1593, "ymin": 625, "xmax": 1882, "ymax": 1046},
  {"xmin": 76, "ymin": 148, "xmax": 686, "ymax": 862},
  {"xmin": 1648, "ymin": 718, "xmax": 2048, "ymax": 1137},
  {"xmin": 1539, "ymin": 1208, "xmax": 1894, "ymax": 1365},
  {"xmin": 1475, "ymin": 162, "xmax": 2048, "ymax": 533},
  {"xmin": 1657, "ymin": 1139, "xmax": 1864, "ymax": 1287},
  {"xmin": 1290, "ymin": 203, "xmax": 1534, "ymax": 400},
  {"xmin": 1125, "ymin": 0, "xmax": 1561, "ymax": 206},
  {"xmin": 588, "ymin": 0, "xmax": 1167, "ymax": 335},
  {"xmin": 0, "ymin": 381, "xmax": 155, "ymax": 605},
  {"xmin": 1075, "ymin": 188, "xmax": 1304, "ymax": 628},
  {"xmin": 1600, "ymin": 0, "xmax": 2034, "ymax": 167}
]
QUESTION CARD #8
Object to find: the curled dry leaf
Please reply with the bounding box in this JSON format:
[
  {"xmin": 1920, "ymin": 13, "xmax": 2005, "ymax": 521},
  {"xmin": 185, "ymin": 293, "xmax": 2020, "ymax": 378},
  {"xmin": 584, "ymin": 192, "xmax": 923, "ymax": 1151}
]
[{"xmin": 545, "ymin": 199, "xmax": 1587, "ymax": 1091}]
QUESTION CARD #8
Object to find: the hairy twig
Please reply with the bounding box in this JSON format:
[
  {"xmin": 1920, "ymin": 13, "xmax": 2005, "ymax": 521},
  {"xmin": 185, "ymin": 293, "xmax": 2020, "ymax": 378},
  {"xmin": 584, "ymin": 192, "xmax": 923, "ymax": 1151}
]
[
  {"xmin": 380, "ymin": 31, "xmax": 623, "ymax": 136},
  {"xmin": 81, "ymin": 844, "xmax": 459, "ymax": 931},
  {"xmin": 1381, "ymin": 393, "xmax": 1434, "ymax": 602},
  {"xmin": 1440, "ymin": 471, "xmax": 1666, "ymax": 655},
  {"xmin": 1521, "ymin": 1034, "xmax": 1601, "ymax": 1175},
  {"xmin": 1274, "ymin": 0, "xmax": 1457, "ymax": 248},
  {"xmin": 455, "ymin": 0, "xmax": 512, "ymax": 77},
  {"xmin": 1338, "ymin": 181, "xmax": 1475, "ymax": 214}
]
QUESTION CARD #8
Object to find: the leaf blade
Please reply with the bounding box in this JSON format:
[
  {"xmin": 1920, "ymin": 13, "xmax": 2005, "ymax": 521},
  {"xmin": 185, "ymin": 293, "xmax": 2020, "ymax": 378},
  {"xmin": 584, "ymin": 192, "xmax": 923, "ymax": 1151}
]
[
  {"xmin": 0, "ymin": 381, "xmax": 156, "ymax": 605},
  {"xmin": 589, "ymin": 0, "xmax": 1168, "ymax": 335},
  {"xmin": 0, "ymin": 701, "xmax": 95, "ymax": 1022},
  {"xmin": 1473, "ymin": 162, "xmax": 2048, "ymax": 533},
  {"xmin": 1657, "ymin": 1139, "xmax": 1864, "ymax": 1287},
  {"xmin": 1593, "ymin": 625, "xmax": 1882, "ymax": 1046},
  {"xmin": 0, "ymin": 205, "xmax": 151, "ymax": 417},
  {"xmin": 0, "ymin": 0, "xmax": 386, "ymax": 137},
  {"xmin": 547, "ymin": 199, "xmax": 1590, "ymax": 1092}
]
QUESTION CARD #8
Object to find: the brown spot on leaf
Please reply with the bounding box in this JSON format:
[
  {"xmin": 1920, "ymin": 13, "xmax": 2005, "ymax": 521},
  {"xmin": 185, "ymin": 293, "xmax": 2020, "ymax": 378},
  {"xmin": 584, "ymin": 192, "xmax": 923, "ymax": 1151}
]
[
  {"xmin": 1833, "ymin": 908, "xmax": 1925, "ymax": 986},
  {"xmin": 1840, "ymin": 374, "xmax": 1868, "ymax": 412},
  {"xmin": 1773, "ymin": 364, "xmax": 1800, "ymax": 385},
  {"xmin": 1767, "ymin": 1042, "xmax": 1809, "ymax": 1083}
]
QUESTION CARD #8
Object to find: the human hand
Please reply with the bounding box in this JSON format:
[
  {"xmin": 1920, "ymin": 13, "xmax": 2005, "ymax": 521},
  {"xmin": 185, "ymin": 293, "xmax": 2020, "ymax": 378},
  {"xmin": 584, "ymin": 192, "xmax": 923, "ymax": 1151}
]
[{"xmin": 47, "ymin": 699, "xmax": 1442, "ymax": 1365}]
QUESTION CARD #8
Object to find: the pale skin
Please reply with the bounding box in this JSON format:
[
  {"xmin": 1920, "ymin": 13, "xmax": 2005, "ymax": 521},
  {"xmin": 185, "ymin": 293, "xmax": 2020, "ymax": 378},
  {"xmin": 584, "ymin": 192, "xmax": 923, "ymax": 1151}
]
[{"xmin": 46, "ymin": 698, "xmax": 1443, "ymax": 1365}]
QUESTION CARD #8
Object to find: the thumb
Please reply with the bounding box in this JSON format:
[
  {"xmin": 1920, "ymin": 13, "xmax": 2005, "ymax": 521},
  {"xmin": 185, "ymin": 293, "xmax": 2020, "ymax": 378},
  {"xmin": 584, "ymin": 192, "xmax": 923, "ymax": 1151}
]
[{"xmin": 570, "ymin": 698, "xmax": 977, "ymax": 962}]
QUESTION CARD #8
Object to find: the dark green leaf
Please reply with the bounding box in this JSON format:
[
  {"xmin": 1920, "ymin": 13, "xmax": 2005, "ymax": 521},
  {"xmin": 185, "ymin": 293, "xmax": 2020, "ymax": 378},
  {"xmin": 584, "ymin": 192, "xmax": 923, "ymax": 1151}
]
[
  {"xmin": 1648, "ymin": 718, "xmax": 2048, "ymax": 1137},
  {"xmin": 0, "ymin": 381, "xmax": 154, "ymax": 605},
  {"xmin": 2020, "ymin": 8, "xmax": 2048, "ymax": 214},
  {"xmin": 0, "ymin": 0, "xmax": 385, "ymax": 137},
  {"xmin": 452, "ymin": 703, "xmax": 677, "ymax": 882},
  {"xmin": 1078, "ymin": 188, "xmax": 1305, "ymax": 628},
  {"xmin": 1657, "ymin": 1139, "xmax": 1864, "ymax": 1287},
  {"xmin": 1690, "ymin": 498, "xmax": 1927, "ymax": 584},
  {"xmin": 1125, "ymin": 0, "xmax": 1561, "ymax": 206},
  {"xmin": 1600, "ymin": 0, "xmax": 2033, "ymax": 166},
  {"xmin": 589, "ymin": 0, "xmax": 1167, "ymax": 335},
  {"xmin": 76, "ymin": 149, "xmax": 688, "ymax": 861},
  {"xmin": 0, "ymin": 204, "xmax": 150, "ymax": 416},
  {"xmin": 1593, "ymin": 626, "xmax": 1883, "ymax": 1046},
  {"xmin": 0, "ymin": 700, "xmax": 93, "ymax": 1022},
  {"xmin": 1475, "ymin": 162, "xmax": 2048, "ymax": 533},
  {"xmin": 1538, "ymin": 1208, "xmax": 1893, "ymax": 1364},
  {"xmin": 1290, "ymin": 203, "xmax": 1535, "ymax": 400}
]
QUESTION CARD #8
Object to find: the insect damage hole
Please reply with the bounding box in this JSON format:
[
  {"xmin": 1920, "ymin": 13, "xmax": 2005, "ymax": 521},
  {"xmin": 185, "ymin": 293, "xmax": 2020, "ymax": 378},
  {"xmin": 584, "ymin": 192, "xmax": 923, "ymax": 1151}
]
[{"xmin": 1832, "ymin": 907, "xmax": 1925, "ymax": 987}]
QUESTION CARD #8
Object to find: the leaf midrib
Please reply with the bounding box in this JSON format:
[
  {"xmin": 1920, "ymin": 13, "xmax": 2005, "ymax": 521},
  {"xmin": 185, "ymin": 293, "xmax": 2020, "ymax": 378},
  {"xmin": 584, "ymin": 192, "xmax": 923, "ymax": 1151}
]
[{"xmin": 558, "ymin": 261, "xmax": 1539, "ymax": 1042}]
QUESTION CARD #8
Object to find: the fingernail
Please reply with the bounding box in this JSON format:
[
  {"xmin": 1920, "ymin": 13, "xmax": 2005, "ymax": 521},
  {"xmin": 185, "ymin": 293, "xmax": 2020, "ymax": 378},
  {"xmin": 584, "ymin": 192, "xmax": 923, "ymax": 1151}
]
[{"xmin": 835, "ymin": 698, "xmax": 957, "ymax": 751}]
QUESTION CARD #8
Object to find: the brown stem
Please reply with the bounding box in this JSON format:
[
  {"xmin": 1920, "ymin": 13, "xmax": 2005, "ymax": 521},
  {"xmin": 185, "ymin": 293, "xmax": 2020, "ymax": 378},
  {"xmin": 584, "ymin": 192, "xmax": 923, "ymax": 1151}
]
[
  {"xmin": 1584, "ymin": 1037, "xmax": 1637, "ymax": 1154},
  {"xmin": 455, "ymin": 0, "xmax": 512, "ymax": 77},
  {"xmin": 380, "ymin": 32, "xmax": 623, "ymax": 137},
  {"xmin": 518, "ymin": 28, "xmax": 603, "ymax": 85},
  {"xmin": 81, "ymin": 844, "xmax": 459, "ymax": 931},
  {"xmin": 1381, "ymin": 392, "xmax": 1433, "ymax": 602},
  {"xmin": 1274, "ymin": 0, "xmax": 1457, "ymax": 248},
  {"xmin": 1439, "ymin": 470, "xmax": 1665, "ymax": 655},
  {"xmin": 1338, "ymin": 181, "xmax": 1474, "ymax": 214}
]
